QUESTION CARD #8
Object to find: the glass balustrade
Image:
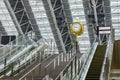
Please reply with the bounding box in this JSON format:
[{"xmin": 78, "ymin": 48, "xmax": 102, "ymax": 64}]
[{"xmin": 0, "ymin": 31, "xmax": 58, "ymax": 78}]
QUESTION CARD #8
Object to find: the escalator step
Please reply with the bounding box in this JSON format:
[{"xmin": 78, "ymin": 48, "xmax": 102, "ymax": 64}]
[
  {"xmin": 86, "ymin": 76, "xmax": 99, "ymax": 78},
  {"xmin": 88, "ymin": 69, "xmax": 101, "ymax": 72},
  {"xmin": 85, "ymin": 45, "xmax": 106, "ymax": 80},
  {"xmin": 85, "ymin": 78, "xmax": 99, "ymax": 80},
  {"xmin": 87, "ymin": 72, "xmax": 100, "ymax": 75}
]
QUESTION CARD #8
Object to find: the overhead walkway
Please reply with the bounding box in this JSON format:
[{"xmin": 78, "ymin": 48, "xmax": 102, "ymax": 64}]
[{"xmin": 85, "ymin": 45, "xmax": 107, "ymax": 80}]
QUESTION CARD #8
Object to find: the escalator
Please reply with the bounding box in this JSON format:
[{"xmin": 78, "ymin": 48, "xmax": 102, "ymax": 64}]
[
  {"xmin": 0, "ymin": 35, "xmax": 50, "ymax": 79},
  {"xmin": 0, "ymin": 45, "xmax": 35, "ymax": 77},
  {"xmin": 85, "ymin": 45, "xmax": 107, "ymax": 80}
]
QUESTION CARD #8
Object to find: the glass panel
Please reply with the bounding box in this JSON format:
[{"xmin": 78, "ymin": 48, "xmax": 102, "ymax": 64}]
[
  {"xmin": 0, "ymin": 31, "xmax": 59, "ymax": 77},
  {"xmin": 111, "ymin": 0, "xmax": 120, "ymax": 40}
]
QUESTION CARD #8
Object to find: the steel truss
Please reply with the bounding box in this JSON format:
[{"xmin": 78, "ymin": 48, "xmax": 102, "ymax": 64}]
[
  {"xmin": 4, "ymin": 0, "xmax": 42, "ymax": 40},
  {"xmin": 83, "ymin": 0, "xmax": 112, "ymax": 44},
  {"xmin": 42, "ymin": 0, "xmax": 75, "ymax": 53}
]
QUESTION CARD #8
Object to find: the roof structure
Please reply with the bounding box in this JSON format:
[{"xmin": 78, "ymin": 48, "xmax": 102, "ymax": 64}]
[{"xmin": 0, "ymin": 0, "xmax": 118, "ymax": 53}]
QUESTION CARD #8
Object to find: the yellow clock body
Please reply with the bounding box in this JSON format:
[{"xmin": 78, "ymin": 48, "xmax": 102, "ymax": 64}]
[{"xmin": 70, "ymin": 22, "xmax": 84, "ymax": 36}]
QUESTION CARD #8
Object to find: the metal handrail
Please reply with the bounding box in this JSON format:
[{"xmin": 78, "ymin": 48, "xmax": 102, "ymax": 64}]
[
  {"xmin": 0, "ymin": 33, "xmax": 35, "ymax": 61},
  {"xmin": 0, "ymin": 41, "xmax": 41, "ymax": 76},
  {"xmin": 100, "ymin": 35, "xmax": 113, "ymax": 80},
  {"xmin": 78, "ymin": 39, "xmax": 98, "ymax": 80}
]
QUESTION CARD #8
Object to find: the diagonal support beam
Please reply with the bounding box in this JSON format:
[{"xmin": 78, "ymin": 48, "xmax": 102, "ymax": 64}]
[
  {"xmin": 21, "ymin": 0, "xmax": 42, "ymax": 40},
  {"xmin": 43, "ymin": 0, "xmax": 74, "ymax": 53},
  {"xmin": 42, "ymin": 0, "xmax": 66, "ymax": 53},
  {"xmin": 4, "ymin": 0, "xmax": 42, "ymax": 40},
  {"xmin": 83, "ymin": 0, "xmax": 96, "ymax": 44},
  {"xmin": 83, "ymin": 0, "xmax": 112, "ymax": 44},
  {"xmin": 4, "ymin": 0, "xmax": 23, "ymax": 35}
]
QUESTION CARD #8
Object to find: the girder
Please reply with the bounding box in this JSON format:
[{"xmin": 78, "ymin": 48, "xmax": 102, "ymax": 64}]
[
  {"xmin": 83, "ymin": 0, "xmax": 112, "ymax": 44},
  {"xmin": 4, "ymin": 0, "xmax": 42, "ymax": 40},
  {"xmin": 83, "ymin": 0, "xmax": 96, "ymax": 44},
  {"xmin": 42, "ymin": 0, "xmax": 74, "ymax": 53},
  {"xmin": 22, "ymin": 0, "xmax": 42, "ymax": 40}
]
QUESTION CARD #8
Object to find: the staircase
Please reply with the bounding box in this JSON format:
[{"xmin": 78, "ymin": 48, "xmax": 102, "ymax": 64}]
[{"xmin": 85, "ymin": 45, "xmax": 106, "ymax": 80}]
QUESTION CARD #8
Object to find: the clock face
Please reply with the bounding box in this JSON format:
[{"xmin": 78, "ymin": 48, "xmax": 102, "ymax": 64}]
[{"xmin": 72, "ymin": 24, "xmax": 80, "ymax": 32}]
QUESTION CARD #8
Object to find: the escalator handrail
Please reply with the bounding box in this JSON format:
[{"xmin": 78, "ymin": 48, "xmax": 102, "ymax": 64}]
[
  {"xmin": 0, "ymin": 30, "xmax": 39, "ymax": 61},
  {"xmin": 0, "ymin": 42, "xmax": 48, "ymax": 77},
  {"xmin": 0, "ymin": 36, "xmax": 49, "ymax": 62},
  {"xmin": 100, "ymin": 35, "xmax": 113, "ymax": 80},
  {"xmin": 78, "ymin": 39, "xmax": 98, "ymax": 80},
  {"xmin": 0, "ymin": 38, "xmax": 47, "ymax": 72},
  {"xmin": 0, "ymin": 45, "xmax": 34, "ymax": 72},
  {"xmin": 0, "ymin": 36, "xmax": 35, "ymax": 61}
]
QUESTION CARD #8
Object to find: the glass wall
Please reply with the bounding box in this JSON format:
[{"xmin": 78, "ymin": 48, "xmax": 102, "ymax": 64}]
[{"xmin": 111, "ymin": 0, "xmax": 120, "ymax": 40}]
